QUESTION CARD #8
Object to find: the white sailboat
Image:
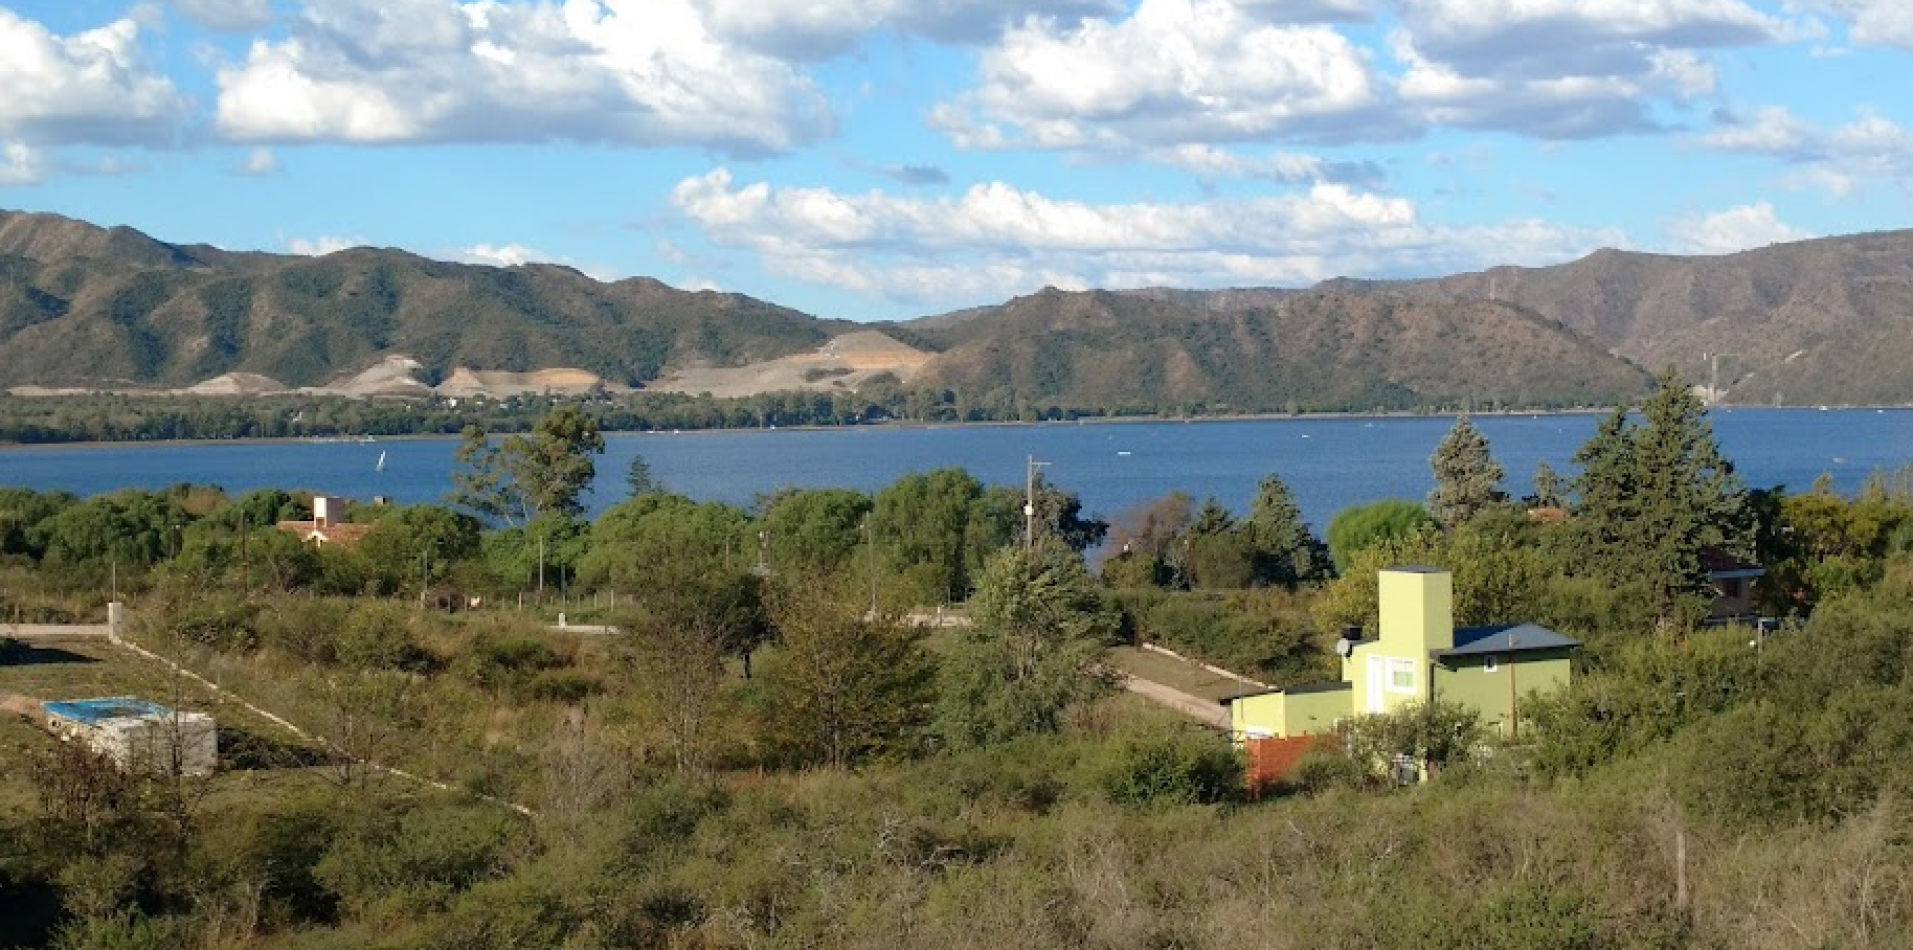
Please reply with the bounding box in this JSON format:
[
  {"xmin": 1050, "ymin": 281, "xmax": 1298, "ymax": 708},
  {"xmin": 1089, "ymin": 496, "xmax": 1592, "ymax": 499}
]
[{"xmin": 375, "ymin": 450, "xmax": 387, "ymax": 473}]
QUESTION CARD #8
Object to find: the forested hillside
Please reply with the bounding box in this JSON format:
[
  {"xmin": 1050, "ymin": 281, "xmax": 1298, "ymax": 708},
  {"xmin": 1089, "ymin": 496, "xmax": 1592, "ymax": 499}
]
[
  {"xmin": 900, "ymin": 287, "xmax": 1651, "ymax": 411},
  {"xmin": 0, "ymin": 211, "xmax": 848, "ymax": 390}
]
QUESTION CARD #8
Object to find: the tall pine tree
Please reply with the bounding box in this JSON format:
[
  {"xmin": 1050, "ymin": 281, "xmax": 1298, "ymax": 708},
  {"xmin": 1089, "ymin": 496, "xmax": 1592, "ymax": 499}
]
[
  {"xmin": 1569, "ymin": 369, "xmax": 1747, "ymax": 626},
  {"xmin": 1428, "ymin": 414, "xmax": 1507, "ymax": 529},
  {"xmin": 1246, "ymin": 474, "xmax": 1332, "ymax": 586}
]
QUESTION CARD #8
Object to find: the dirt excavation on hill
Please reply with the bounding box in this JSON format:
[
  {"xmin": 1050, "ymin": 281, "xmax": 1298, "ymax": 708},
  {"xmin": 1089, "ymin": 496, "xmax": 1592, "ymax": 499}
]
[{"xmin": 6, "ymin": 331, "xmax": 935, "ymax": 402}]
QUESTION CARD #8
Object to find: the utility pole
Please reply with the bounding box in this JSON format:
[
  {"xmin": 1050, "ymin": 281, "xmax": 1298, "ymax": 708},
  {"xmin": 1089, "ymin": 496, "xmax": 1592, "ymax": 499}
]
[{"xmin": 1024, "ymin": 454, "xmax": 1051, "ymax": 550}]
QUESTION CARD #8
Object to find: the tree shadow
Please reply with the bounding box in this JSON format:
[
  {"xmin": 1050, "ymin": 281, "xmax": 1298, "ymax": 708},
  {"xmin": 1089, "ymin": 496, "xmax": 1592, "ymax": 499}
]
[
  {"xmin": 0, "ymin": 644, "xmax": 99, "ymax": 666},
  {"xmin": 0, "ymin": 881, "xmax": 61, "ymax": 950},
  {"xmin": 219, "ymin": 723, "xmax": 340, "ymax": 771}
]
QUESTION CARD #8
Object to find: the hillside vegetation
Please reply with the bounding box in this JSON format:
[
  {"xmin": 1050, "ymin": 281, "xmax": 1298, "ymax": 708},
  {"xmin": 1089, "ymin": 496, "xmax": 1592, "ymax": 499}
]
[
  {"xmin": 902, "ymin": 287, "xmax": 1651, "ymax": 411},
  {"xmin": 1335, "ymin": 231, "xmax": 1913, "ymax": 405},
  {"xmin": 7, "ymin": 209, "xmax": 1913, "ymax": 407},
  {"xmin": 0, "ymin": 211, "xmax": 847, "ymax": 390}
]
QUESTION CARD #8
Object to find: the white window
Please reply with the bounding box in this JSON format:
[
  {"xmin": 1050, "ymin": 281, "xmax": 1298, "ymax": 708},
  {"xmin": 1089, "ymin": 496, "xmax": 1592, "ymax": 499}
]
[
  {"xmin": 1483, "ymin": 654, "xmax": 1499, "ymax": 673},
  {"xmin": 1385, "ymin": 658, "xmax": 1418, "ymax": 695}
]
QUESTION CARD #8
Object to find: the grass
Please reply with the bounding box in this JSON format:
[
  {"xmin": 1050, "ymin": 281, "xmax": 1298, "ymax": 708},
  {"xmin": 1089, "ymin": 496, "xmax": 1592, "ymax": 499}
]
[
  {"xmin": 0, "ymin": 636, "xmax": 182, "ymax": 703},
  {"xmin": 0, "ymin": 635, "xmax": 331, "ymax": 781},
  {"xmin": 1105, "ymin": 644, "xmax": 1259, "ymax": 703}
]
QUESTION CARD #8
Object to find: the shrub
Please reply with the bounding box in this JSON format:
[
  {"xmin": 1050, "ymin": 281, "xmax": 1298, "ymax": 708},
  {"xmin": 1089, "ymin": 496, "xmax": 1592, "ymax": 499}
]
[
  {"xmin": 1340, "ymin": 700, "xmax": 1485, "ymax": 785},
  {"xmin": 1096, "ymin": 724, "xmax": 1242, "ymax": 807},
  {"xmin": 48, "ymin": 908, "xmax": 183, "ymax": 950},
  {"xmin": 454, "ymin": 634, "xmax": 564, "ymax": 697},
  {"xmin": 257, "ymin": 597, "xmax": 348, "ymax": 664},
  {"xmin": 1286, "ymin": 744, "xmax": 1365, "ymax": 794},
  {"xmin": 335, "ymin": 602, "xmax": 427, "ymax": 672},
  {"xmin": 313, "ymin": 799, "xmax": 521, "ymax": 918}
]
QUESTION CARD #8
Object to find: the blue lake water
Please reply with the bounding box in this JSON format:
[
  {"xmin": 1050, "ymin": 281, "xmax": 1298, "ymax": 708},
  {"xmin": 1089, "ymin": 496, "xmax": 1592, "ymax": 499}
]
[{"xmin": 2, "ymin": 409, "xmax": 1910, "ymax": 529}]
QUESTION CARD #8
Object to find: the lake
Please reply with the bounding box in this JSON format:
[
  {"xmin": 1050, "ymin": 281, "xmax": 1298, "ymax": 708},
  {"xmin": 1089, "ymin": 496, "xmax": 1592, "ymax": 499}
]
[{"xmin": 2, "ymin": 409, "xmax": 1910, "ymax": 529}]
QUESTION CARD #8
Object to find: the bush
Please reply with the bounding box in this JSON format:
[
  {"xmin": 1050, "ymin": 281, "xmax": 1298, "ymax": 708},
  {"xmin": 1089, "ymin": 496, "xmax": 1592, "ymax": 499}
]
[
  {"xmin": 1286, "ymin": 744, "xmax": 1364, "ymax": 794},
  {"xmin": 48, "ymin": 909, "xmax": 183, "ymax": 950},
  {"xmin": 335, "ymin": 602, "xmax": 427, "ymax": 672},
  {"xmin": 454, "ymin": 634, "xmax": 565, "ymax": 697},
  {"xmin": 1096, "ymin": 724, "xmax": 1242, "ymax": 807},
  {"xmin": 313, "ymin": 799, "xmax": 522, "ymax": 918},
  {"xmin": 257, "ymin": 597, "xmax": 348, "ymax": 664},
  {"xmin": 1340, "ymin": 700, "xmax": 1485, "ymax": 785}
]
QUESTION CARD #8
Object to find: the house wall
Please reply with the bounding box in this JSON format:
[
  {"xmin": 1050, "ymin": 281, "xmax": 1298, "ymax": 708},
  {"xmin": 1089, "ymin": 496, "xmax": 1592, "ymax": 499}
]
[
  {"xmin": 1280, "ymin": 688, "xmax": 1352, "ymax": 737},
  {"xmin": 1230, "ymin": 688, "xmax": 1352, "ymax": 740},
  {"xmin": 1346, "ymin": 569, "xmax": 1455, "ymax": 715},
  {"xmin": 1432, "ymin": 649, "xmax": 1574, "ymax": 733},
  {"xmin": 1231, "ymin": 693, "xmax": 1287, "ymax": 739}
]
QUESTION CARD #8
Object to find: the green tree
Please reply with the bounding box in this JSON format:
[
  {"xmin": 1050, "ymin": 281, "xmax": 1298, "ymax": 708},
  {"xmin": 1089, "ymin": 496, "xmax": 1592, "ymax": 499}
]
[
  {"xmin": 352, "ymin": 504, "xmax": 482, "ymax": 595},
  {"xmin": 450, "ymin": 408, "xmax": 606, "ymax": 526},
  {"xmin": 1325, "ymin": 499, "xmax": 1436, "ymax": 571},
  {"xmin": 758, "ymin": 488, "xmax": 872, "ymax": 576},
  {"xmin": 1570, "ymin": 369, "xmax": 1748, "ymax": 626},
  {"xmin": 1531, "ymin": 460, "xmax": 1564, "ymax": 509},
  {"xmin": 756, "ymin": 578, "xmax": 934, "ymax": 768},
  {"xmin": 1245, "ymin": 474, "xmax": 1331, "ymax": 587},
  {"xmin": 625, "ymin": 453, "xmax": 659, "ymax": 497},
  {"xmin": 1428, "ymin": 414, "xmax": 1507, "ymax": 529},
  {"xmin": 934, "ymin": 540, "xmax": 1118, "ymax": 748},
  {"xmin": 869, "ymin": 468, "xmax": 988, "ymax": 605}
]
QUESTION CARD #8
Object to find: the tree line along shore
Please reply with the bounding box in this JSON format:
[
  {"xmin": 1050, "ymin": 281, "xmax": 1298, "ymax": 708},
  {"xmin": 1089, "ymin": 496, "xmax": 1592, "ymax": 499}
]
[{"xmin": 3, "ymin": 370, "xmax": 1912, "ymax": 949}]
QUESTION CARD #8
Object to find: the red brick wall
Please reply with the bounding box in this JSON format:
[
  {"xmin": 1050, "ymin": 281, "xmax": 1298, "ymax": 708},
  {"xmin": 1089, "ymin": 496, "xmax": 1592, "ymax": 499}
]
[{"xmin": 1244, "ymin": 735, "xmax": 1323, "ymax": 797}]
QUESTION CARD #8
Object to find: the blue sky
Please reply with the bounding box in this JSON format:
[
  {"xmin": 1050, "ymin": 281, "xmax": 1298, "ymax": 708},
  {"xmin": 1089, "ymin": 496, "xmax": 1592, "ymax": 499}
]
[{"xmin": 2, "ymin": 0, "xmax": 1910, "ymax": 322}]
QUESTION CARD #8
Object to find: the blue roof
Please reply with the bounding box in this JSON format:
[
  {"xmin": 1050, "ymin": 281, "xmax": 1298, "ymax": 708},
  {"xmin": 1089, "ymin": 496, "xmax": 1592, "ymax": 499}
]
[
  {"xmin": 1436, "ymin": 623, "xmax": 1580, "ymax": 659},
  {"xmin": 44, "ymin": 697, "xmax": 174, "ymax": 725}
]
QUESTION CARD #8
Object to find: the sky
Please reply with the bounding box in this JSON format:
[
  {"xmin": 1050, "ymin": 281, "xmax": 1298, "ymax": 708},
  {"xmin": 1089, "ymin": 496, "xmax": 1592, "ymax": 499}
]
[{"xmin": 1, "ymin": 0, "xmax": 1910, "ymax": 323}]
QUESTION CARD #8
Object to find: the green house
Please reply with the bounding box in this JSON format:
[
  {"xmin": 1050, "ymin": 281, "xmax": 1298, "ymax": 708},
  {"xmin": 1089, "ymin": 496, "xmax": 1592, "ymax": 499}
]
[{"xmin": 1224, "ymin": 566, "xmax": 1578, "ymax": 739}]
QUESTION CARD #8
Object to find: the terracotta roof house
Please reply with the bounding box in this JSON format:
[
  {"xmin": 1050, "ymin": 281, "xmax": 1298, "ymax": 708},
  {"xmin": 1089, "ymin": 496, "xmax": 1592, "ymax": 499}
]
[
  {"xmin": 275, "ymin": 495, "xmax": 374, "ymax": 548},
  {"xmin": 1222, "ymin": 566, "xmax": 1579, "ymax": 742}
]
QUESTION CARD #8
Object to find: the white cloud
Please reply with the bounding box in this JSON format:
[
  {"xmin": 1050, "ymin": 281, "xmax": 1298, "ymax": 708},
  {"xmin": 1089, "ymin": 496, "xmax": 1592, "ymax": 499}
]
[
  {"xmin": 932, "ymin": 0, "xmax": 1397, "ymax": 151},
  {"xmin": 1384, "ymin": 0, "xmax": 1799, "ymax": 139},
  {"xmin": 0, "ymin": 142, "xmax": 44, "ymax": 185},
  {"xmin": 672, "ymin": 167, "xmax": 1620, "ymax": 303},
  {"xmin": 693, "ymin": 0, "xmax": 1122, "ymax": 59},
  {"xmin": 1662, "ymin": 201, "xmax": 1813, "ymax": 254},
  {"xmin": 1397, "ymin": 0, "xmax": 1798, "ymax": 79},
  {"xmin": 234, "ymin": 146, "xmax": 280, "ymax": 176},
  {"xmin": 459, "ymin": 243, "xmax": 547, "ymax": 267},
  {"xmin": 1693, "ymin": 106, "xmax": 1913, "ymax": 195},
  {"xmin": 0, "ymin": 9, "xmax": 186, "ymax": 146},
  {"xmin": 1150, "ymin": 144, "xmax": 1382, "ymax": 184},
  {"xmin": 214, "ymin": 0, "xmax": 833, "ymax": 157},
  {"xmin": 1795, "ymin": 0, "xmax": 1913, "ymax": 50},
  {"xmin": 287, "ymin": 235, "xmax": 362, "ymax": 256},
  {"xmin": 164, "ymin": 0, "xmax": 274, "ymax": 32}
]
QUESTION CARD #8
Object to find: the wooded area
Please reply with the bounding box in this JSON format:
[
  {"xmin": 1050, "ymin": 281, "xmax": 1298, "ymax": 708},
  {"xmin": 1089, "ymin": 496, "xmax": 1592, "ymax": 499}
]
[{"xmin": 3, "ymin": 372, "xmax": 1912, "ymax": 949}]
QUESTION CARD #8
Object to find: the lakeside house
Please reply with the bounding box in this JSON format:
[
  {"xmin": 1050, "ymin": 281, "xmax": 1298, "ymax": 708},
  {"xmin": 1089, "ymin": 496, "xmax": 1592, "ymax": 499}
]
[
  {"xmin": 1222, "ymin": 566, "xmax": 1579, "ymax": 742},
  {"xmin": 275, "ymin": 495, "xmax": 374, "ymax": 548}
]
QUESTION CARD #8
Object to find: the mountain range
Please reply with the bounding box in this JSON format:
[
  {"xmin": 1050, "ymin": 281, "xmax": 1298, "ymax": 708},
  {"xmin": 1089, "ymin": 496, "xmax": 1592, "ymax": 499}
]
[{"xmin": 2, "ymin": 208, "xmax": 1909, "ymax": 408}]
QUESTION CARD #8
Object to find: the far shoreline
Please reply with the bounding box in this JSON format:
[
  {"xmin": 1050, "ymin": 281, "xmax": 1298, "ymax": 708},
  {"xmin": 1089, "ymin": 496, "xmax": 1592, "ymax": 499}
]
[{"xmin": 3, "ymin": 404, "xmax": 1902, "ymax": 452}]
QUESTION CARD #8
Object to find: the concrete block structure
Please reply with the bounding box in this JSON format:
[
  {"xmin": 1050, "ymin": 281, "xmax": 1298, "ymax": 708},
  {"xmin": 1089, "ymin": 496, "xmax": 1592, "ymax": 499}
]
[{"xmin": 44, "ymin": 697, "xmax": 217, "ymax": 776}]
